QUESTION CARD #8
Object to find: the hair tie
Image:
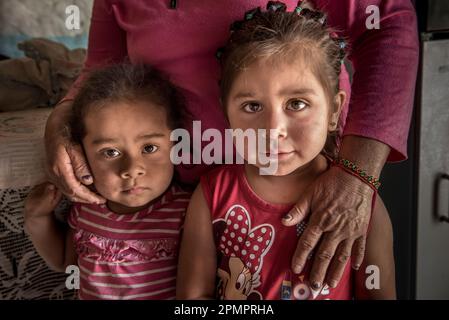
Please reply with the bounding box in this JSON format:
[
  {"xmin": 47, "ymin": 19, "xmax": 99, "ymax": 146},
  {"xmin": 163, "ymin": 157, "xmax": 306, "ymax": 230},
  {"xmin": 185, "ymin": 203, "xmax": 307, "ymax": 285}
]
[
  {"xmin": 244, "ymin": 7, "xmax": 261, "ymax": 20},
  {"xmin": 337, "ymin": 38, "xmax": 347, "ymax": 61},
  {"xmin": 315, "ymin": 11, "xmax": 327, "ymax": 25},
  {"xmin": 169, "ymin": 0, "xmax": 177, "ymax": 9},
  {"xmin": 266, "ymin": 1, "xmax": 287, "ymax": 12},
  {"xmin": 299, "ymin": 7, "xmax": 314, "ymax": 19}
]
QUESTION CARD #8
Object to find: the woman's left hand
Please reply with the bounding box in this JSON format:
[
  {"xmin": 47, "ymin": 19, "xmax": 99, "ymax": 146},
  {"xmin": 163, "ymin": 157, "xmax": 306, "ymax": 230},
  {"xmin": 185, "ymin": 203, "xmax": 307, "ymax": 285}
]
[{"xmin": 282, "ymin": 165, "xmax": 374, "ymax": 290}]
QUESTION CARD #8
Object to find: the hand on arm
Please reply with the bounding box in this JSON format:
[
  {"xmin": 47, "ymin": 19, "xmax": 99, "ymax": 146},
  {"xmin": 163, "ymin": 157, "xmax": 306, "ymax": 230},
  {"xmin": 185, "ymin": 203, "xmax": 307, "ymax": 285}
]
[
  {"xmin": 282, "ymin": 136, "xmax": 390, "ymax": 289},
  {"xmin": 285, "ymin": 0, "xmax": 417, "ymax": 291},
  {"xmin": 44, "ymin": 0, "xmax": 127, "ymax": 204},
  {"xmin": 24, "ymin": 182, "xmax": 77, "ymax": 272},
  {"xmin": 176, "ymin": 184, "xmax": 217, "ymax": 299},
  {"xmin": 45, "ymin": 101, "xmax": 105, "ymax": 204}
]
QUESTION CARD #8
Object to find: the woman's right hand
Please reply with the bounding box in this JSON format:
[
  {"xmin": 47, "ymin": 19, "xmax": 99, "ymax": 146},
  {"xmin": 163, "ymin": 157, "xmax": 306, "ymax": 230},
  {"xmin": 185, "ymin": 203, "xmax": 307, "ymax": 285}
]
[{"xmin": 44, "ymin": 101, "xmax": 106, "ymax": 204}]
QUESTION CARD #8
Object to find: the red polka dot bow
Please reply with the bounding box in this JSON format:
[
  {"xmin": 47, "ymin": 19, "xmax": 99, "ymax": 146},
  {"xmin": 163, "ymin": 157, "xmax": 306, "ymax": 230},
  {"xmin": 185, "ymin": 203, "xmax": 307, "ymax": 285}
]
[{"xmin": 217, "ymin": 205, "xmax": 274, "ymax": 274}]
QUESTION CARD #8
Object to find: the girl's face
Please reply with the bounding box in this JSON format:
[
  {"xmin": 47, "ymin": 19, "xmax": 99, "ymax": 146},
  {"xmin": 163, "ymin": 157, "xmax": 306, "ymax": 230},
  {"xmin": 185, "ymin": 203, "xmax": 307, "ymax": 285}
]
[
  {"xmin": 226, "ymin": 57, "xmax": 345, "ymax": 176},
  {"xmin": 82, "ymin": 101, "xmax": 174, "ymax": 214}
]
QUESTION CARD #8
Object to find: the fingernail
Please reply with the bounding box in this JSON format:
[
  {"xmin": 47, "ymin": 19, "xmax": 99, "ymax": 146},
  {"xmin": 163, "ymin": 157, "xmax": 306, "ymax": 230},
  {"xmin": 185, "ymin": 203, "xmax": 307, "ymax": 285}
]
[
  {"xmin": 312, "ymin": 282, "xmax": 321, "ymax": 290},
  {"xmin": 293, "ymin": 264, "xmax": 303, "ymax": 274},
  {"xmin": 82, "ymin": 175, "xmax": 92, "ymax": 182},
  {"xmin": 283, "ymin": 213, "xmax": 292, "ymax": 221},
  {"xmin": 353, "ymin": 264, "xmax": 360, "ymax": 270},
  {"xmin": 329, "ymin": 280, "xmax": 337, "ymax": 288}
]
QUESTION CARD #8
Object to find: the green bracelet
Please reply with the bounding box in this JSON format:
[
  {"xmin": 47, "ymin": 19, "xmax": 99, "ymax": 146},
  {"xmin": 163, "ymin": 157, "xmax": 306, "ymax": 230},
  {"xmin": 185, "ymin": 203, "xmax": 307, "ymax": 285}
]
[{"xmin": 335, "ymin": 158, "xmax": 381, "ymax": 190}]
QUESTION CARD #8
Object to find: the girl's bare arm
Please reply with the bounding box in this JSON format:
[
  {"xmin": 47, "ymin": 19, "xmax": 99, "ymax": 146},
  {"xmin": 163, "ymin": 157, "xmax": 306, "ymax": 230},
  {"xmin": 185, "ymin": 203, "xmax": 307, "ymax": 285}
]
[
  {"xmin": 176, "ymin": 184, "xmax": 217, "ymax": 299},
  {"xmin": 24, "ymin": 183, "xmax": 77, "ymax": 272},
  {"xmin": 354, "ymin": 196, "xmax": 396, "ymax": 299}
]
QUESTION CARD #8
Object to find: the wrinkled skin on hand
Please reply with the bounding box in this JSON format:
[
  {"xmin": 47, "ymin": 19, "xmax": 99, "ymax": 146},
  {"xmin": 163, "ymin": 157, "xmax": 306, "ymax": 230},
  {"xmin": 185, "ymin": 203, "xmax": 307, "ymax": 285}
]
[{"xmin": 282, "ymin": 166, "xmax": 373, "ymax": 289}]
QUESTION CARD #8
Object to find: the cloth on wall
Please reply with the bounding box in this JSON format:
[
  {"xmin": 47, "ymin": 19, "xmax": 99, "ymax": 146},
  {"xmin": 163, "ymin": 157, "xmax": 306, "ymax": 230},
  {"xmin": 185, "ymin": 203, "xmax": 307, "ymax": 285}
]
[{"xmin": 0, "ymin": 38, "xmax": 85, "ymax": 112}]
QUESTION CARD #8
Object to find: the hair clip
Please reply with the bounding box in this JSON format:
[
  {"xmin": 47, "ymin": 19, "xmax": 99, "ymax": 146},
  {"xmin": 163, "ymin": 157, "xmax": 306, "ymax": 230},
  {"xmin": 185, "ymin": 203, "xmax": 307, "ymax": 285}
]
[
  {"xmin": 315, "ymin": 11, "xmax": 327, "ymax": 25},
  {"xmin": 299, "ymin": 7, "xmax": 312, "ymax": 18},
  {"xmin": 169, "ymin": 0, "xmax": 177, "ymax": 9},
  {"xmin": 266, "ymin": 1, "xmax": 287, "ymax": 12},
  {"xmin": 329, "ymin": 35, "xmax": 346, "ymax": 63},
  {"xmin": 244, "ymin": 7, "xmax": 261, "ymax": 20},
  {"xmin": 216, "ymin": 47, "xmax": 225, "ymax": 60},
  {"xmin": 331, "ymin": 35, "xmax": 346, "ymax": 48},
  {"xmin": 337, "ymin": 38, "xmax": 346, "ymax": 63},
  {"xmin": 294, "ymin": 6, "xmax": 303, "ymax": 15}
]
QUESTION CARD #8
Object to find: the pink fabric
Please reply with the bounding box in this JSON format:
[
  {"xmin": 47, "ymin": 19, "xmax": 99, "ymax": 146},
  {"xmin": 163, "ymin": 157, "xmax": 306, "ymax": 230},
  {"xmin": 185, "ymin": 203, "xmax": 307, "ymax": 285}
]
[
  {"xmin": 67, "ymin": 184, "xmax": 191, "ymax": 300},
  {"xmin": 200, "ymin": 164, "xmax": 353, "ymax": 300},
  {"xmin": 63, "ymin": 0, "xmax": 419, "ymax": 184}
]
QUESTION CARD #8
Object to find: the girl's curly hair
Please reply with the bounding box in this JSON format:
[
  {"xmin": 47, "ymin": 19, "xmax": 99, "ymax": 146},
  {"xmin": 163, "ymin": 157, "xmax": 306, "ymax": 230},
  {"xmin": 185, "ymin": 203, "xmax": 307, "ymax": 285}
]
[{"xmin": 70, "ymin": 63, "xmax": 187, "ymax": 145}]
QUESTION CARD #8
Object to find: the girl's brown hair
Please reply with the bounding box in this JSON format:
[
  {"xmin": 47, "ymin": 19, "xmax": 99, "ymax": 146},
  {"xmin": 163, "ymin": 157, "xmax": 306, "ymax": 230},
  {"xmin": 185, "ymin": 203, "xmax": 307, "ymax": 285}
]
[
  {"xmin": 70, "ymin": 63, "xmax": 187, "ymax": 144},
  {"xmin": 218, "ymin": 1, "xmax": 348, "ymax": 158}
]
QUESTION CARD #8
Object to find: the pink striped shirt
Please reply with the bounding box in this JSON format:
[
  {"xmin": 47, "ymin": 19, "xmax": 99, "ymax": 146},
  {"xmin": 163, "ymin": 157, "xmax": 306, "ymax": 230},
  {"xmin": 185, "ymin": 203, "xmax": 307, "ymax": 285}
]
[{"xmin": 67, "ymin": 184, "xmax": 191, "ymax": 300}]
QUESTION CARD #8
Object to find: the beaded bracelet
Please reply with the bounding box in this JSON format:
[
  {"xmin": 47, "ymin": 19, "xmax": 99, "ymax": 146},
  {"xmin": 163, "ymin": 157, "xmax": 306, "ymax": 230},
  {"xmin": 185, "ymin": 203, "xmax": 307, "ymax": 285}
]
[{"xmin": 332, "ymin": 158, "xmax": 381, "ymax": 191}]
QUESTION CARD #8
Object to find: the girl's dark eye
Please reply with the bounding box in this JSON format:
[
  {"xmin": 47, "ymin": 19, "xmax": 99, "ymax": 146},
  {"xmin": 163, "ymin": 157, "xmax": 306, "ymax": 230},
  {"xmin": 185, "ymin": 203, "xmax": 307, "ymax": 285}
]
[
  {"xmin": 243, "ymin": 102, "xmax": 263, "ymax": 113},
  {"xmin": 143, "ymin": 145, "xmax": 158, "ymax": 154},
  {"xmin": 286, "ymin": 99, "xmax": 308, "ymax": 111},
  {"xmin": 102, "ymin": 149, "xmax": 121, "ymax": 158}
]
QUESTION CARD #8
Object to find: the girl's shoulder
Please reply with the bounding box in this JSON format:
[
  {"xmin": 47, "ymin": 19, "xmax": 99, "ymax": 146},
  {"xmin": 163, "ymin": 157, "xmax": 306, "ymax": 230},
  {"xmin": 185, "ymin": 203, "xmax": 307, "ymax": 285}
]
[
  {"xmin": 198, "ymin": 164, "xmax": 244, "ymax": 205},
  {"xmin": 201, "ymin": 164, "xmax": 243, "ymax": 181},
  {"xmin": 200, "ymin": 164, "xmax": 243, "ymax": 191}
]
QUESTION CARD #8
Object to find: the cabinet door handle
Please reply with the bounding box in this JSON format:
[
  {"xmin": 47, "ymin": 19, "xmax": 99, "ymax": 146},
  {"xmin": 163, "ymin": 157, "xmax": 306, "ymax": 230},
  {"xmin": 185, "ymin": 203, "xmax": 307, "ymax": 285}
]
[{"xmin": 436, "ymin": 173, "xmax": 449, "ymax": 223}]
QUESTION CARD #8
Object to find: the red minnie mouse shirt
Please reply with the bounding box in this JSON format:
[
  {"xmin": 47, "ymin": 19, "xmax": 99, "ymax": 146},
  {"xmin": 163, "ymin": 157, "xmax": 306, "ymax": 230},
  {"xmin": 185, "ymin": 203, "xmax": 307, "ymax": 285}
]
[{"xmin": 200, "ymin": 164, "xmax": 353, "ymax": 300}]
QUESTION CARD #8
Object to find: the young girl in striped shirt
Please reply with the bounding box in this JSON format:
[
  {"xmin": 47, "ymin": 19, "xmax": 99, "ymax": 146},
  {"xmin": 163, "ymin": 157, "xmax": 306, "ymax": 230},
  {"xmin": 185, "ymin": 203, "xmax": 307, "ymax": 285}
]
[{"xmin": 24, "ymin": 63, "xmax": 191, "ymax": 300}]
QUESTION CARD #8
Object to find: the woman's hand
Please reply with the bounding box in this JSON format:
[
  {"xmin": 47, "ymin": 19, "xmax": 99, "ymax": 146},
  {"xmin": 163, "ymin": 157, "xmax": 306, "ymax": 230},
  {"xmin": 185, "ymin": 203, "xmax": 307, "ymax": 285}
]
[
  {"xmin": 282, "ymin": 136, "xmax": 390, "ymax": 290},
  {"xmin": 282, "ymin": 165, "xmax": 374, "ymax": 290},
  {"xmin": 44, "ymin": 102, "xmax": 105, "ymax": 204}
]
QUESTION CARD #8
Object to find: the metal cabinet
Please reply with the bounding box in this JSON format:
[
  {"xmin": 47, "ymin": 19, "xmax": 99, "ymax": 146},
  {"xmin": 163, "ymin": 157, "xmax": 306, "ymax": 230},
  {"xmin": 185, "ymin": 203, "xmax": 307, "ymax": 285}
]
[{"xmin": 415, "ymin": 38, "xmax": 449, "ymax": 299}]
